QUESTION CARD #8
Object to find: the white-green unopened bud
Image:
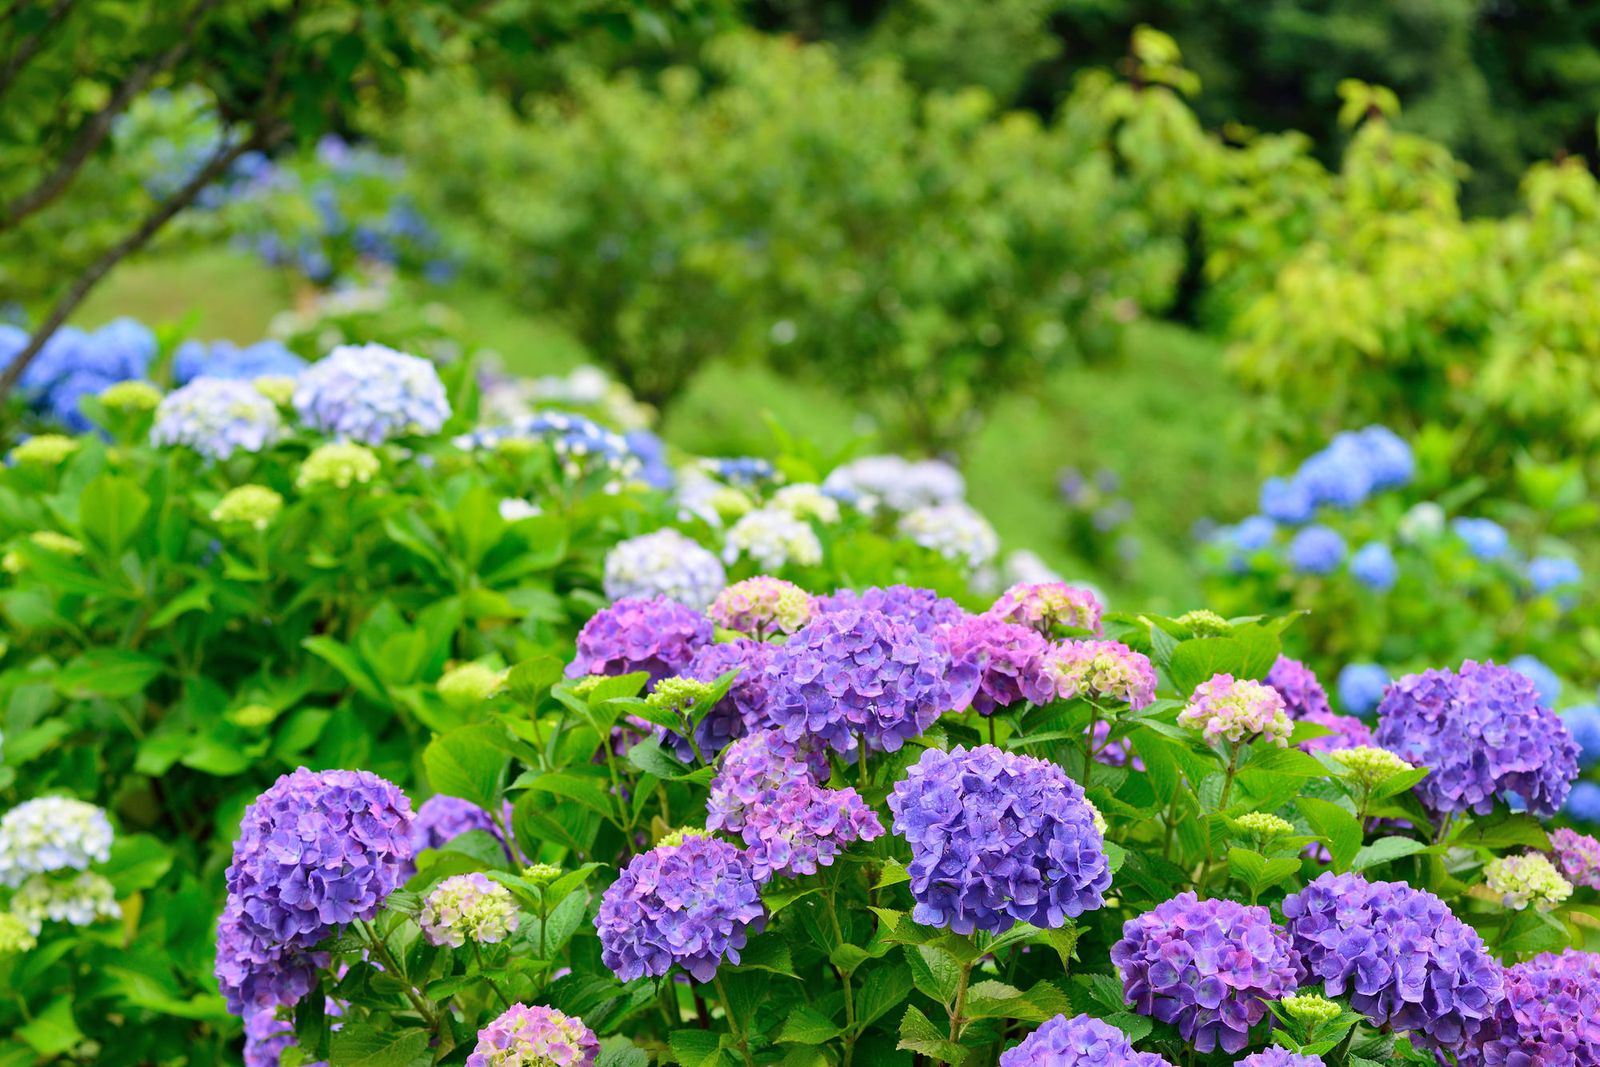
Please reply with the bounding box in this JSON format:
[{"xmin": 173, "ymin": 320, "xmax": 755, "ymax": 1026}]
[
  {"xmin": 211, "ymin": 485, "xmax": 284, "ymax": 530},
  {"xmin": 1485, "ymin": 853, "xmax": 1572, "ymax": 911},
  {"xmin": 297, "ymin": 442, "xmax": 380, "ymax": 490},
  {"xmin": 10, "ymin": 434, "xmax": 80, "ymax": 467}
]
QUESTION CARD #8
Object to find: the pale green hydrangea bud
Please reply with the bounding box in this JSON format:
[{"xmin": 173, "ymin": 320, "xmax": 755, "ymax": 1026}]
[
  {"xmin": 297, "ymin": 442, "xmax": 381, "ymax": 490},
  {"xmin": 569, "ymin": 675, "xmax": 605, "ymax": 697},
  {"xmin": 1280, "ymin": 992, "xmax": 1342, "ymax": 1026},
  {"xmin": 7, "ymin": 530, "xmax": 87, "ymax": 572},
  {"xmin": 438, "ymin": 663, "xmax": 506, "ymax": 708},
  {"xmin": 1085, "ymin": 799, "xmax": 1107, "ymax": 837},
  {"xmin": 210, "ymin": 485, "xmax": 284, "ymax": 530},
  {"xmin": 494, "ymin": 436, "xmax": 539, "ymax": 459},
  {"xmin": 10, "ymin": 434, "xmax": 80, "ymax": 467},
  {"xmin": 521, "ymin": 863, "xmax": 563, "ymax": 888},
  {"xmin": 1233, "ymin": 812, "xmax": 1295, "ymax": 838},
  {"xmin": 1176, "ymin": 609, "xmax": 1230, "ymax": 636},
  {"xmin": 0, "ymin": 911, "xmax": 36, "ymax": 953},
  {"xmin": 227, "ymin": 704, "xmax": 278, "ymax": 729},
  {"xmin": 419, "ymin": 872, "xmax": 519, "ymax": 948},
  {"xmin": 1485, "ymin": 853, "xmax": 1572, "ymax": 911},
  {"xmin": 253, "ymin": 375, "xmax": 297, "ymax": 406},
  {"xmin": 658, "ymin": 826, "xmax": 714, "ymax": 849},
  {"xmin": 710, "ymin": 487, "xmax": 753, "ymax": 522},
  {"xmin": 100, "ymin": 381, "xmax": 163, "ymax": 413},
  {"xmin": 645, "ymin": 677, "xmax": 716, "ymax": 715},
  {"xmin": 1329, "ymin": 746, "xmax": 1415, "ymax": 788}
]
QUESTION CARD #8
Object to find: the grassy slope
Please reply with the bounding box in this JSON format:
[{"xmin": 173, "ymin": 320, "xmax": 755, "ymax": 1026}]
[{"xmin": 81, "ymin": 251, "xmax": 1254, "ymax": 608}]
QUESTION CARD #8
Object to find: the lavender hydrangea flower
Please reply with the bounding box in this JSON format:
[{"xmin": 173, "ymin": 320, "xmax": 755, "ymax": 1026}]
[
  {"xmin": 764, "ymin": 608, "xmax": 976, "ymax": 756},
  {"xmin": 822, "ymin": 455, "xmax": 965, "ymax": 513},
  {"xmin": 594, "ymin": 833, "xmax": 764, "ymax": 982},
  {"xmin": 245, "ymin": 1007, "xmax": 331, "ymax": 1067},
  {"xmin": 565, "ymin": 596, "xmax": 712, "ymax": 685},
  {"xmin": 738, "ymin": 778, "xmax": 883, "ymax": 882},
  {"xmin": 888, "ymin": 745, "xmax": 1110, "ymax": 934},
  {"xmin": 999, "ymin": 1013, "xmax": 1174, "ymax": 1066},
  {"xmin": 1281, "ymin": 872, "xmax": 1502, "ymax": 1050},
  {"xmin": 0, "ymin": 797, "xmax": 115, "ymax": 887},
  {"xmin": 1374, "ymin": 660, "xmax": 1578, "ymax": 817},
  {"xmin": 668, "ymin": 638, "xmax": 776, "ymax": 760},
  {"xmin": 602, "ymin": 529, "xmax": 726, "ymax": 610},
  {"xmin": 175, "ymin": 338, "xmax": 306, "ymax": 386},
  {"xmin": 1266, "ymin": 656, "xmax": 1372, "ymax": 753},
  {"xmin": 214, "ymin": 901, "xmax": 322, "ymax": 1018},
  {"xmin": 1179, "ymin": 675, "xmax": 1292, "ymax": 748},
  {"xmin": 1548, "ymin": 827, "xmax": 1600, "ymax": 889},
  {"xmin": 409, "ymin": 795, "xmax": 516, "ymax": 862},
  {"xmin": 151, "ymin": 378, "xmax": 283, "ymax": 460},
  {"xmin": 420, "ymin": 872, "xmax": 520, "ymax": 947},
  {"xmin": 1461, "ymin": 950, "xmax": 1600, "ymax": 1067},
  {"xmin": 990, "ymin": 581, "xmax": 1104, "ymax": 636},
  {"xmin": 707, "ymin": 730, "xmax": 830, "ymax": 834},
  {"xmin": 813, "ymin": 584, "xmax": 965, "ymax": 634},
  {"xmin": 710, "ymin": 576, "xmax": 814, "ymax": 638},
  {"xmin": 1043, "ymin": 639, "xmax": 1157, "ymax": 710},
  {"xmin": 466, "ymin": 1003, "xmax": 599, "ymax": 1067},
  {"xmin": 292, "ymin": 343, "xmax": 450, "ymax": 443},
  {"xmin": 938, "ymin": 613, "xmax": 1054, "ymax": 715},
  {"xmin": 215, "ymin": 768, "xmax": 413, "ymax": 1016},
  {"xmin": 1111, "ymin": 892, "xmax": 1299, "ymax": 1053},
  {"xmin": 1235, "ymin": 1051, "xmax": 1325, "ymax": 1067},
  {"xmin": 723, "ymin": 506, "xmax": 822, "ymax": 570}
]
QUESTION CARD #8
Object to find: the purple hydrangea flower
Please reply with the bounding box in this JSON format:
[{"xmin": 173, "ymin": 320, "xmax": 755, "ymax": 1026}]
[
  {"xmin": 738, "ymin": 778, "xmax": 883, "ymax": 882},
  {"xmin": 999, "ymin": 1012, "xmax": 1174, "ymax": 1066},
  {"xmin": 1374, "ymin": 660, "xmax": 1578, "ymax": 817},
  {"xmin": 664, "ymin": 638, "xmax": 776, "ymax": 761},
  {"xmin": 813, "ymin": 584, "xmax": 965, "ymax": 634},
  {"xmin": 888, "ymin": 745, "xmax": 1109, "ymax": 934},
  {"xmin": 990, "ymin": 582, "xmax": 1104, "ymax": 636},
  {"xmin": 407, "ymin": 795, "xmax": 517, "ymax": 872},
  {"xmin": 763, "ymin": 608, "xmax": 976, "ymax": 757},
  {"xmin": 292, "ymin": 343, "xmax": 450, "ymax": 443},
  {"xmin": 594, "ymin": 834, "xmax": 764, "ymax": 982},
  {"xmin": 151, "ymin": 378, "xmax": 283, "ymax": 460},
  {"xmin": 215, "ymin": 768, "xmax": 413, "ymax": 1017},
  {"xmin": 1179, "ymin": 674, "xmax": 1292, "ymax": 747},
  {"xmin": 565, "ymin": 596, "xmax": 713, "ymax": 685},
  {"xmin": 1547, "ymin": 827, "xmax": 1600, "ymax": 890},
  {"xmin": 1044, "ymin": 639, "xmax": 1158, "ymax": 710},
  {"xmin": 1459, "ymin": 950, "xmax": 1600, "ymax": 1067},
  {"xmin": 1266, "ymin": 656, "xmax": 1373, "ymax": 753},
  {"xmin": 1281, "ymin": 872, "xmax": 1502, "ymax": 1050},
  {"xmin": 1111, "ymin": 892, "xmax": 1299, "ymax": 1054},
  {"xmin": 707, "ymin": 730, "xmax": 830, "ymax": 834},
  {"xmin": 1235, "ymin": 1050, "xmax": 1325, "ymax": 1067},
  {"xmin": 466, "ymin": 1003, "xmax": 599, "ymax": 1067},
  {"xmin": 244, "ymin": 1004, "xmax": 334, "ymax": 1067},
  {"xmin": 938, "ymin": 613, "xmax": 1054, "ymax": 716}
]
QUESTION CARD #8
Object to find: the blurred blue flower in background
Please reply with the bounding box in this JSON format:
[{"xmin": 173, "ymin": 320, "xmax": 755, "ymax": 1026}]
[
  {"xmin": 1260, "ymin": 477, "xmax": 1313, "ymax": 524},
  {"xmin": 1452, "ymin": 517, "xmax": 1510, "ymax": 561},
  {"xmin": 1349, "ymin": 542, "xmax": 1398, "ymax": 590},
  {"xmin": 1337, "ymin": 662, "xmax": 1390, "ymax": 717},
  {"xmin": 1509, "ymin": 653, "xmax": 1562, "ymax": 708},
  {"xmin": 1529, "ymin": 556, "xmax": 1582, "ymax": 596},
  {"xmin": 1288, "ymin": 525, "xmax": 1345, "ymax": 575},
  {"xmin": 0, "ymin": 318, "xmax": 154, "ymax": 430},
  {"xmin": 174, "ymin": 339, "xmax": 306, "ymax": 385},
  {"xmin": 1561, "ymin": 705, "xmax": 1600, "ymax": 768},
  {"xmin": 1565, "ymin": 780, "xmax": 1600, "ymax": 823}
]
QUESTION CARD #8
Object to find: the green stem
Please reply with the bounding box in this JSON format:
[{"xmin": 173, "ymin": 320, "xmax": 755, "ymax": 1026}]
[
  {"xmin": 472, "ymin": 941, "xmax": 511, "ymax": 1009},
  {"xmin": 948, "ymin": 958, "xmax": 975, "ymax": 1044},
  {"xmin": 357, "ymin": 919, "xmax": 441, "ymax": 1031},
  {"xmin": 713, "ymin": 973, "xmax": 756, "ymax": 1067},
  {"xmin": 1196, "ymin": 744, "xmax": 1242, "ymax": 896},
  {"xmin": 824, "ymin": 882, "xmax": 858, "ymax": 1067}
]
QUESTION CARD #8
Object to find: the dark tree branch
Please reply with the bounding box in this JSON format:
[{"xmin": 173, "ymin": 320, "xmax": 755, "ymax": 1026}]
[{"xmin": 0, "ymin": 0, "xmax": 76, "ymax": 100}]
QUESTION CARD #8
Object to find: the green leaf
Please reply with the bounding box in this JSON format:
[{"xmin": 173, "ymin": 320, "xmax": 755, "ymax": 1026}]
[
  {"xmin": 854, "ymin": 964, "xmax": 913, "ymax": 1029},
  {"xmin": 776, "ymin": 1007, "xmax": 843, "ymax": 1044},
  {"xmin": 626, "ymin": 739, "xmax": 696, "ymax": 780},
  {"xmin": 423, "ymin": 723, "xmax": 510, "ymax": 811},
  {"xmin": 1352, "ymin": 836, "xmax": 1431, "ymax": 871},
  {"xmin": 17, "ymin": 997, "xmax": 83, "ymax": 1056},
  {"xmin": 732, "ymin": 935, "xmax": 796, "ymax": 977},
  {"xmin": 1227, "ymin": 847, "xmax": 1302, "ymax": 896},
  {"xmin": 896, "ymin": 1005, "xmax": 965, "ymax": 1064},
  {"xmin": 668, "ymin": 1029, "xmax": 726, "ymax": 1067},
  {"xmin": 302, "ymin": 637, "xmax": 387, "ymax": 705},
  {"xmin": 101, "ymin": 833, "xmax": 174, "ymax": 893},
  {"xmin": 1497, "ymin": 908, "xmax": 1569, "ymax": 958},
  {"xmin": 328, "ymin": 1026, "xmax": 432, "ymax": 1067},
  {"xmin": 907, "ymin": 944, "xmax": 963, "ymax": 1005},
  {"xmin": 78, "ymin": 474, "xmax": 149, "ymax": 557},
  {"xmin": 965, "ymin": 979, "xmax": 1072, "ymax": 1022},
  {"xmin": 55, "ymin": 648, "xmax": 163, "ymax": 698},
  {"xmin": 506, "ymin": 656, "xmax": 564, "ymax": 706},
  {"xmin": 1168, "ymin": 631, "xmax": 1278, "ymax": 695},
  {"xmin": 596, "ymin": 1037, "xmax": 650, "ymax": 1067},
  {"xmin": 1297, "ymin": 796, "xmax": 1363, "ymax": 872}
]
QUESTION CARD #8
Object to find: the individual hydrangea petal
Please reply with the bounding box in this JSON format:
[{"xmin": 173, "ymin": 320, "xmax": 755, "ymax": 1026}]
[
  {"xmin": 938, "ymin": 613, "xmax": 1054, "ymax": 715},
  {"xmin": 1460, "ymin": 950, "xmax": 1600, "ymax": 1067},
  {"xmin": 709, "ymin": 577, "xmax": 814, "ymax": 638},
  {"xmin": 603, "ymin": 529, "xmax": 726, "ymax": 610},
  {"xmin": 292, "ymin": 343, "xmax": 450, "ymax": 443},
  {"xmin": 898, "ymin": 502, "xmax": 999, "ymax": 569},
  {"xmin": 1281, "ymin": 872, "xmax": 1503, "ymax": 1051},
  {"xmin": 152, "ymin": 378, "xmax": 283, "ymax": 460},
  {"xmin": 1547, "ymin": 827, "xmax": 1600, "ymax": 890},
  {"xmin": 1000, "ymin": 1012, "xmax": 1174, "ymax": 1066},
  {"xmin": 1266, "ymin": 656, "xmax": 1373, "ymax": 753},
  {"xmin": 1178, "ymin": 674, "xmax": 1292, "ymax": 748},
  {"xmin": 813, "ymin": 584, "xmax": 965, "ymax": 634},
  {"xmin": 1373, "ymin": 660, "xmax": 1578, "ymax": 817},
  {"xmin": 594, "ymin": 834, "xmax": 764, "ymax": 983},
  {"xmin": 1111, "ymin": 892, "xmax": 1299, "ymax": 1054},
  {"xmin": 888, "ymin": 745, "xmax": 1109, "ymax": 935},
  {"xmin": 565, "ymin": 596, "xmax": 713, "ymax": 685},
  {"xmin": 0, "ymin": 797, "xmax": 115, "ymax": 887},
  {"xmin": 466, "ymin": 1003, "xmax": 599, "ymax": 1067},
  {"xmin": 990, "ymin": 582, "xmax": 1104, "ymax": 636},
  {"xmin": 420, "ymin": 872, "xmax": 520, "ymax": 947},
  {"xmin": 1043, "ymin": 639, "xmax": 1157, "ymax": 710}
]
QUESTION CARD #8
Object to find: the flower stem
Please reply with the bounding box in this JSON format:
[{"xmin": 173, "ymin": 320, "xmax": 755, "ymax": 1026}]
[
  {"xmin": 713, "ymin": 972, "xmax": 756, "ymax": 1067},
  {"xmin": 948, "ymin": 958, "xmax": 975, "ymax": 1044}
]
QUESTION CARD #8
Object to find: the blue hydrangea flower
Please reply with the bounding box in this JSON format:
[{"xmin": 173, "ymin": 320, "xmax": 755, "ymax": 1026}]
[
  {"xmin": 764, "ymin": 608, "xmax": 977, "ymax": 756},
  {"xmin": 174, "ymin": 339, "xmax": 306, "ymax": 385},
  {"xmin": 602, "ymin": 529, "xmax": 725, "ymax": 610},
  {"xmin": 623, "ymin": 428, "xmax": 674, "ymax": 490},
  {"xmin": 565, "ymin": 596, "xmax": 713, "ymax": 685},
  {"xmin": 1288, "ymin": 526, "xmax": 1345, "ymax": 575},
  {"xmin": 888, "ymin": 745, "xmax": 1109, "ymax": 935},
  {"xmin": 1237, "ymin": 1051, "xmax": 1325, "ymax": 1067},
  {"xmin": 1374, "ymin": 660, "xmax": 1578, "ymax": 817},
  {"xmin": 1451, "ymin": 517, "xmax": 1511, "ymax": 561},
  {"xmin": 292, "ymin": 343, "xmax": 450, "ymax": 443},
  {"xmin": 151, "ymin": 378, "xmax": 282, "ymax": 460},
  {"xmin": 1260, "ymin": 477, "xmax": 1314, "ymax": 524},
  {"xmin": 3, "ymin": 320, "xmax": 155, "ymax": 430},
  {"xmin": 594, "ymin": 834, "xmax": 764, "ymax": 982},
  {"xmin": 1562, "ymin": 705, "xmax": 1600, "ymax": 768},
  {"xmin": 1349, "ymin": 542, "xmax": 1398, "ymax": 591},
  {"xmin": 1509, "ymin": 653, "xmax": 1562, "ymax": 708},
  {"xmin": 1567, "ymin": 781, "xmax": 1600, "ymax": 822},
  {"xmin": 1528, "ymin": 555, "xmax": 1582, "ymax": 596},
  {"xmin": 1297, "ymin": 435, "xmax": 1375, "ymax": 509},
  {"xmin": 813, "ymin": 584, "xmax": 965, "ymax": 634},
  {"xmin": 1352, "ymin": 426, "xmax": 1414, "ymax": 489},
  {"xmin": 1336, "ymin": 663, "xmax": 1390, "ymax": 717},
  {"xmin": 703, "ymin": 456, "xmax": 777, "ymax": 486},
  {"xmin": 999, "ymin": 1013, "xmax": 1174, "ymax": 1066},
  {"xmin": 1461, "ymin": 950, "xmax": 1600, "ymax": 1067},
  {"xmin": 1111, "ymin": 892, "xmax": 1299, "ymax": 1054},
  {"xmin": 1282, "ymin": 872, "xmax": 1502, "ymax": 1051},
  {"xmin": 1232, "ymin": 515, "xmax": 1278, "ymax": 551},
  {"xmin": 458, "ymin": 411, "xmax": 642, "ymax": 483}
]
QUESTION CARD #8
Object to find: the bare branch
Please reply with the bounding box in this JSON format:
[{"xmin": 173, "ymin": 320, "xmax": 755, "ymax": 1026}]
[{"xmin": 0, "ymin": 0, "xmax": 76, "ymax": 100}]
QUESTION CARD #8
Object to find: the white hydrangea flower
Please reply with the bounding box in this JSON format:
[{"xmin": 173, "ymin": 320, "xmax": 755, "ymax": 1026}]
[
  {"xmin": 771, "ymin": 483, "xmax": 841, "ymax": 524},
  {"xmin": 0, "ymin": 798, "xmax": 114, "ymax": 888},
  {"xmin": 724, "ymin": 507, "xmax": 823, "ymax": 571},
  {"xmin": 499, "ymin": 498, "xmax": 541, "ymax": 521},
  {"xmin": 604, "ymin": 529, "xmax": 726, "ymax": 609},
  {"xmin": 898, "ymin": 501, "xmax": 999, "ymax": 569},
  {"xmin": 12, "ymin": 872, "xmax": 121, "ymax": 934},
  {"xmin": 822, "ymin": 455, "xmax": 966, "ymax": 514}
]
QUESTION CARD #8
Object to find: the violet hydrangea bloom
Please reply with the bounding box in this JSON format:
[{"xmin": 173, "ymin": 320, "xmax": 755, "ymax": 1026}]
[
  {"xmin": 594, "ymin": 833, "xmax": 764, "ymax": 982},
  {"xmin": 292, "ymin": 343, "xmax": 450, "ymax": 443},
  {"xmin": 1266, "ymin": 656, "xmax": 1373, "ymax": 753},
  {"xmin": 999, "ymin": 1012, "xmax": 1174, "ymax": 1066},
  {"xmin": 1235, "ymin": 1051, "xmax": 1325, "ymax": 1067},
  {"xmin": 1374, "ymin": 660, "xmax": 1579, "ymax": 817},
  {"xmin": 1178, "ymin": 674, "xmax": 1293, "ymax": 748},
  {"xmin": 990, "ymin": 581, "xmax": 1104, "ymax": 636},
  {"xmin": 244, "ymin": 1007, "xmax": 331, "ymax": 1067},
  {"xmin": 1280, "ymin": 872, "xmax": 1502, "ymax": 1050},
  {"xmin": 938, "ymin": 613, "xmax": 1054, "ymax": 716},
  {"xmin": 408, "ymin": 794, "xmax": 517, "ymax": 866},
  {"xmin": 710, "ymin": 576, "xmax": 814, "ymax": 637},
  {"xmin": 1548, "ymin": 827, "xmax": 1600, "ymax": 890},
  {"xmin": 667, "ymin": 638, "xmax": 776, "ymax": 761},
  {"xmin": 888, "ymin": 745, "xmax": 1110, "ymax": 934},
  {"xmin": 214, "ymin": 901, "xmax": 323, "ymax": 1018},
  {"xmin": 565, "ymin": 596, "xmax": 713, "ymax": 685},
  {"xmin": 1111, "ymin": 892, "xmax": 1299, "ymax": 1054},
  {"xmin": 466, "ymin": 1003, "xmax": 599, "ymax": 1067},
  {"xmin": 738, "ymin": 778, "xmax": 884, "ymax": 883},
  {"xmin": 764, "ymin": 608, "xmax": 977, "ymax": 756},
  {"xmin": 151, "ymin": 378, "xmax": 283, "ymax": 460},
  {"xmin": 1043, "ymin": 639, "xmax": 1157, "ymax": 710},
  {"xmin": 707, "ymin": 730, "xmax": 830, "ymax": 834},
  {"xmin": 1459, "ymin": 950, "xmax": 1600, "ymax": 1067},
  {"xmin": 812, "ymin": 584, "xmax": 965, "ymax": 634}
]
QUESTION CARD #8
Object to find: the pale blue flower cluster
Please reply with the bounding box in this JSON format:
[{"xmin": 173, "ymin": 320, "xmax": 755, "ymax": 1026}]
[
  {"xmin": 174, "ymin": 338, "xmax": 306, "ymax": 385},
  {"xmin": 293, "ymin": 343, "xmax": 450, "ymax": 443},
  {"xmin": 898, "ymin": 502, "xmax": 1000, "ymax": 569},
  {"xmin": 822, "ymin": 454, "xmax": 965, "ymax": 513},
  {"xmin": 1259, "ymin": 426, "xmax": 1413, "ymax": 524},
  {"xmin": 0, "ymin": 797, "xmax": 115, "ymax": 887},
  {"xmin": 602, "ymin": 529, "xmax": 726, "ymax": 610},
  {"xmin": 0, "ymin": 318, "xmax": 154, "ymax": 430},
  {"xmin": 152, "ymin": 378, "xmax": 283, "ymax": 460}
]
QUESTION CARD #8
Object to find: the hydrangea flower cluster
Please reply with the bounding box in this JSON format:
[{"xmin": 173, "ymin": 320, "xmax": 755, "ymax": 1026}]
[
  {"xmin": 100, "ymin": 379, "xmax": 163, "ymax": 413},
  {"xmin": 822, "ymin": 455, "xmax": 965, "ymax": 513},
  {"xmin": 938, "ymin": 613, "xmax": 1054, "ymax": 715},
  {"xmin": 1483, "ymin": 854, "xmax": 1572, "ymax": 911},
  {"xmin": 1110, "ymin": 892, "xmax": 1299, "ymax": 1054},
  {"xmin": 602, "ymin": 529, "xmax": 726, "ymax": 610},
  {"xmin": 888, "ymin": 745, "xmax": 1110, "ymax": 934},
  {"xmin": 1288, "ymin": 526, "xmax": 1345, "ymax": 575},
  {"xmin": 999, "ymin": 1013, "xmax": 1174, "ymax": 1066},
  {"xmin": 990, "ymin": 582, "xmax": 1104, "ymax": 635},
  {"xmin": 458, "ymin": 411, "xmax": 641, "ymax": 483},
  {"xmin": 0, "ymin": 797, "xmax": 115, "ymax": 886},
  {"xmin": 297, "ymin": 442, "xmax": 381, "ymax": 490},
  {"xmin": 764, "ymin": 608, "xmax": 975, "ymax": 755},
  {"xmin": 1257, "ymin": 425, "xmax": 1413, "ymax": 524},
  {"xmin": 174, "ymin": 338, "xmax": 306, "ymax": 385},
  {"xmin": 10, "ymin": 433, "xmax": 79, "ymax": 467},
  {"xmin": 1461, "ymin": 950, "xmax": 1600, "ymax": 1067},
  {"xmin": 706, "ymin": 730, "xmax": 829, "ymax": 834},
  {"xmin": 1236, "ymin": 1052, "xmax": 1325, "ymax": 1067},
  {"xmin": 1, "ymin": 318, "xmax": 154, "ymax": 429},
  {"xmin": 0, "ymin": 912, "xmax": 36, "ymax": 954},
  {"xmin": 211, "ymin": 485, "xmax": 285, "ymax": 530},
  {"xmin": 898, "ymin": 502, "xmax": 1000, "ymax": 569},
  {"xmin": 772, "ymin": 483, "xmax": 841, "ymax": 524},
  {"xmin": 1451, "ymin": 517, "xmax": 1511, "ymax": 561},
  {"xmin": 420, "ymin": 872, "xmax": 520, "ymax": 947},
  {"xmin": 1374, "ymin": 660, "xmax": 1578, "ymax": 817},
  {"xmin": 724, "ymin": 506, "xmax": 823, "ymax": 571},
  {"xmin": 438, "ymin": 662, "xmax": 506, "ymax": 707},
  {"xmin": 709, "ymin": 576, "xmax": 814, "ymax": 637},
  {"xmin": 1349, "ymin": 541, "xmax": 1398, "ymax": 590},
  {"xmin": 1547, "ymin": 827, "xmax": 1600, "ymax": 889},
  {"xmin": 292, "ymin": 343, "xmax": 450, "ymax": 443},
  {"xmin": 409, "ymin": 794, "xmax": 515, "ymax": 862},
  {"xmin": 737, "ymin": 776, "xmax": 883, "ymax": 882},
  {"xmin": 1336, "ymin": 663, "xmax": 1390, "ymax": 717},
  {"xmin": 1529, "ymin": 555, "xmax": 1583, "ymax": 596},
  {"xmin": 466, "ymin": 1003, "xmax": 600, "ymax": 1067},
  {"xmin": 1043, "ymin": 639, "xmax": 1157, "ymax": 710},
  {"xmin": 813, "ymin": 584, "xmax": 965, "ymax": 634},
  {"xmin": 215, "ymin": 768, "xmax": 413, "ymax": 1017},
  {"xmin": 565, "ymin": 596, "xmax": 713, "ymax": 685},
  {"xmin": 1178, "ymin": 675, "xmax": 1292, "ymax": 747},
  {"xmin": 671, "ymin": 638, "xmax": 776, "ymax": 760},
  {"xmin": 152, "ymin": 378, "xmax": 283, "ymax": 460},
  {"xmin": 1327, "ymin": 746, "xmax": 1415, "ymax": 789},
  {"xmin": 1281, "ymin": 872, "xmax": 1502, "ymax": 1050},
  {"xmin": 1265, "ymin": 656, "xmax": 1372, "ymax": 753},
  {"xmin": 594, "ymin": 833, "xmax": 764, "ymax": 982},
  {"xmin": 11, "ymin": 871, "xmax": 121, "ymax": 933}
]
